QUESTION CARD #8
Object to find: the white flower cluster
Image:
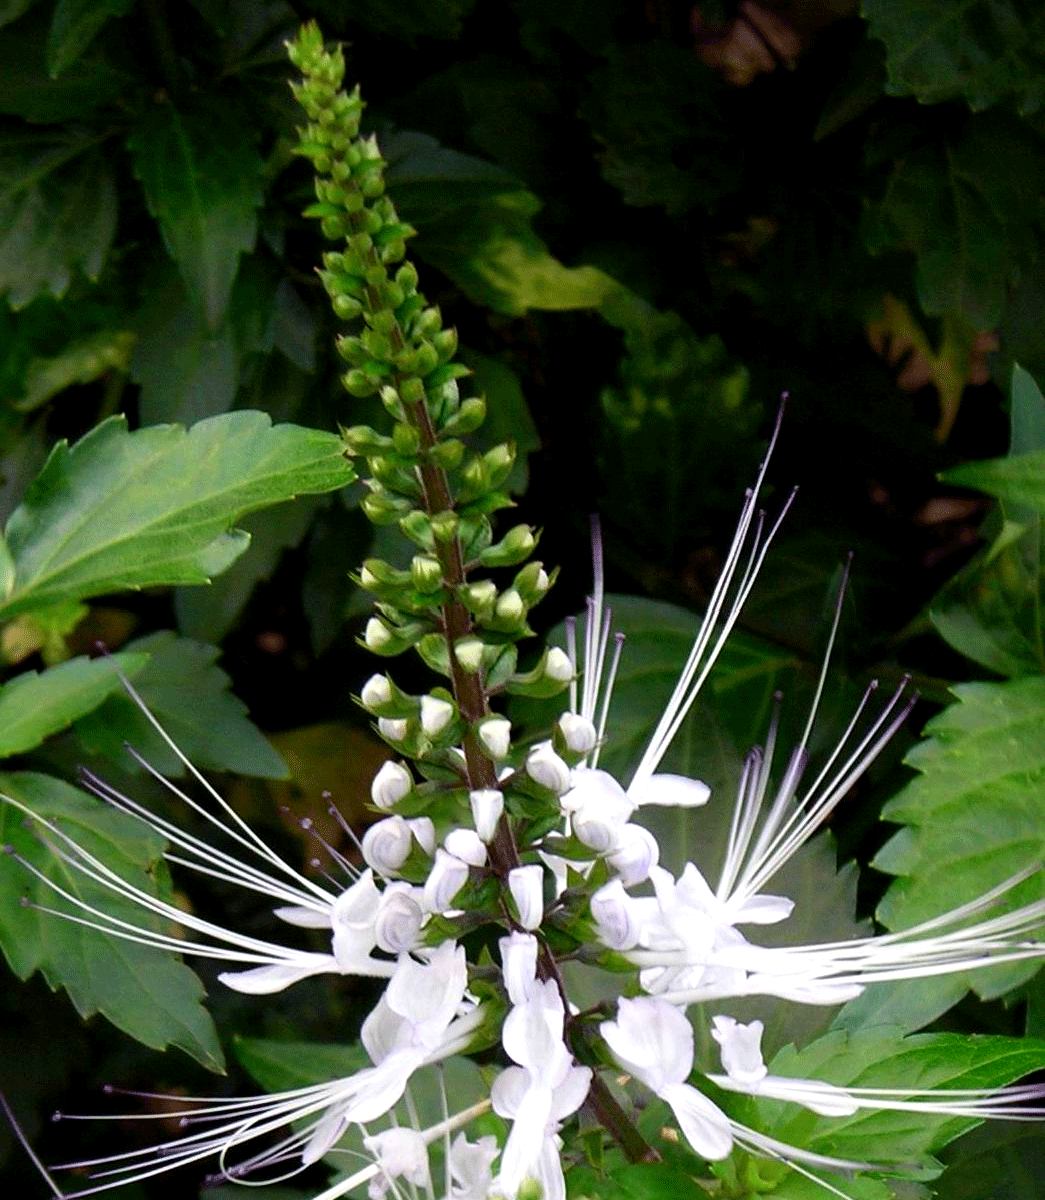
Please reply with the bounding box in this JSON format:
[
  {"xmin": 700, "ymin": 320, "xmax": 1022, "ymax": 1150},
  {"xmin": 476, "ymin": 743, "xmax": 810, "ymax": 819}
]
[{"xmin": 9, "ymin": 428, "xmax": 1045, "ymax": 1200}]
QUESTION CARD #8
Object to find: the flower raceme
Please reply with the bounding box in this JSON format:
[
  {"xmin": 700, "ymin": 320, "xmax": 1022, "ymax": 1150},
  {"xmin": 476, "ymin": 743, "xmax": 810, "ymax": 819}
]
[{"xmin": 8, "ymin": 416, "xmax": 1045, "ymax": 1200}]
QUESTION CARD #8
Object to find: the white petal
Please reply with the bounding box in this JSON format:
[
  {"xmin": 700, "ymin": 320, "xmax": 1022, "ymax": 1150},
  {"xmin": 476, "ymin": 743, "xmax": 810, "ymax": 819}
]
[
  {"xmin": 729, "ymin": 893, "xmax": 795, "ymax": 925},
  {"xmin": 218, "ymin": 955, "xmax": 337, "ymax": 993},
  {"xmin": 491, "ymin": 1064, "xmax": 531, "ymax": 1120},
  {"xmin": 562, "ymin": 768, "xmax": 632, "ymax": 820},
  {"xmin": 662, "ymin": 1082, "xmax": 733, "ymax": 1161},
  {"xmin": 509, "ymin": 864, "xmax": 545, "ymax": 931},
  {"xmin": 710, "ymin": 1015, "xmax": 767, "ymax": 1084},
  {"xmin": 632, "ymin": 773, "xmax": 711, "ymax": 808},
  {"xmin": 550, "ymin": 1066, "xmax": 592, "ymax": 1122},
  {"xmin": 500, "ymin": 931, "xmax": 539, "ymax": 1006},
  {"xmin": 273, "ymin": 904, "xmax": 333, "ymax": 928},
  {"xmin": 600, "ymin": 996, "xmax": 693, "ymax": 1092}
]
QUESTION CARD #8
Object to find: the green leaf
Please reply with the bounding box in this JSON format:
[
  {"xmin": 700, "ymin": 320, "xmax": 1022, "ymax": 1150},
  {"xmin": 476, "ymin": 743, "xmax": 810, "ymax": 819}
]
[
  {"xmin": 0, "ymin": 650, "xmax": 147, "ymax": 758},
  {"xmin": 0, "ymin": 410, "xmax": 355, "ymax": 619},
  {"xmin": 756, "ymin": 1028, "xmax": 1045, "ymax": 1173},
  {"xmin": 47, "ymin": 0, "xmax": 136, "ymax": 77},
  {"xmin": 935, "ymin": 1118, "xmax": 1045, "ymax": 1200},
  {"xmin": 175, "ymin": 498, "xmax": 323, "ymax": 644},
  {"xmin": 0, "ymin": 130, "xmax": 116, "ymax": 307},
  {"xmin": 863, "ymin": 0, "xmax": 1045, "ymax": 112},
  {"xmin": 0, "ymin": 771, "xmax": 223, "ymax": 1069},
  {"xmin": 384, "ymin": 129, "xmax": 621, "ymax": 316},
  {"xmin": 16, "ymin": 328, "xmax": 135, "ymax": 413},
  {"xmin": 874, "ymin": 676, "xmax": 1045, "ymax": 1000},
  {"xmin": 943, "ymin": 453, "xmax": 1045, "ymax": 514},
  {"xmin": 127, "ymin": 98, "xmax": 263, "ymax": 330},
  {"xmin": 131, "ymin": 268, "xmax": 238, "ymax": 425},
  {"xmin": 863, "ymin": 113, "xmax": 1045, "ymax": 328},
  {"xmin": 72, "ymin": 631, "xmax": 287, "ymax": 778},
  {"xmin": 0, "ymin": 5, "xmax": 135, "ymax": 122},
  {"xmin": 235, "ymin": 1035, "xmax": 369, "ymax": 1091}
]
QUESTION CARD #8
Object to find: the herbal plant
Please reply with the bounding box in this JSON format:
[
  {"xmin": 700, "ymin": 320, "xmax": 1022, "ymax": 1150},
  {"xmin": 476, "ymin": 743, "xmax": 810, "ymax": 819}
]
[{"xmin": 6, "ymin": 24, "xmax": 1045, "ymax": 1200}]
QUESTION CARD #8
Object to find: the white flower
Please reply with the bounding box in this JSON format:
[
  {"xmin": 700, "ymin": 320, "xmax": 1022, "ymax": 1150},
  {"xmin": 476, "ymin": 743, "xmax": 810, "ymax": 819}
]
[
  {"xmin": 364, "ymin": 1128, "xmax": 430, "ymax": 1199},
  {"xmin": 420, "ymin": 694, "xmax": 455, "ymax": 736},
  {"xmin": 373, "ymin": 884, "xmax": 424, "ymax": 955},
  {"xmin": 371, "ymin": 760, "xmax": 412, "ymax": 809},
  {"xmin": 508, "ymin": 864, "xmax": 544, "ymax": 931},
  {"xmin": 469, "ymin": 788, "xmax": 504, "ymax": 842},
  {"xmin": 493, "ymin": 978, "xmax": 592, "ymax": 1200},
  {"xmin": 525, "ymin": 742, "xmax": 571, "ymax": 794},
  {"xmin": 600, "ymin": 996, "xmax": 732, "ymax": 1161},
  {"xmin": 448, "ymin": 1133, "xmax": 499, "ymax": 1200},
  {"xmin": 605, "ymin": 822, "xmax": 659, "ymax": 886},
  {"xmin": 478, "ymin": 716, "xmax": 512, "ymax": 759}
]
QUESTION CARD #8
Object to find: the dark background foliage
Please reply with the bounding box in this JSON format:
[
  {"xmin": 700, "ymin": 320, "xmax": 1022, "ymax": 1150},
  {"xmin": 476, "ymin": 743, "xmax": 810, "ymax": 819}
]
[{"xmin": 2, "ymin": 1, "xmax": 1045, "ymax": 1196}]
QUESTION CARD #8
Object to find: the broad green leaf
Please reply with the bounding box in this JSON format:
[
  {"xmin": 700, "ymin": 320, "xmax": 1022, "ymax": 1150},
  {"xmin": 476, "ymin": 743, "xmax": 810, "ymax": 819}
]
[
  {"xmin": 127, "ymin": 98, "xmax": 263, "ymax": 330},
  {"xmin": 0, "ymin": 5, "xmax": 134, "ymax": 122},
  {"xmin": 833, "ymin": 975, "xmax": 968, "ymax": 1037},
  {"xmin": 72, "ymin": 631, "xmax": 287, "ymax": 779},
  {"xmin": 874, "ymin": 676, "xmax": 1045, "ymax": 999},
  {"xmin": 863, "ymin": 113, "xmax": 1045, "ymax": 328},
  {"xmin": 864, "ymin": 0, "xmax": 1045, "ymax": 112},
  {"xmin": 0, "ymin": 410, "xmax": 355, "ymax": 619},
  {"xmin": 235, "ymin": 1035, "xmax": 369, "ymax": 1092},
  {"xmin": 0, "ymin": 771, "xmax": 223, "ymax": 1069},
  {"xmin": 131, "ymin": 269, "xmax": 238, "ymax": 425},
  {"xmin": 46, "ymin": 0, "xmax": 136, "ymax": 77},
  {"xmin": 754, "ymin": 1028, "xmax": 1045, "ymax": 1173},
  {"xmin": 16, "ymin": 328, "xmax": 135, "ymax": 413},
  {"xmin": 0, "ymin": 130, "xmax": 116, "ymax": 307},
  {"xmin": 175, "ymin": 498, "xmax": 322, "ymax": 644},
  {"xmin": 931, "ymin": 365, "xmax": 1045, "ymax": 675},
  {"xmin": 943, "ymin": 453, "xmax": 1045, "ymax": 514},
  {"xmin": 0, "ymin": 650, "xmax": 147, "ymax": 758},
  {"xmin": 935, "ymin": 1118, "xmax": 1045, "ymax": 1200},
  {"xmin": 384, "ymin": 129, "xmax": 621, "ymax": 316}
]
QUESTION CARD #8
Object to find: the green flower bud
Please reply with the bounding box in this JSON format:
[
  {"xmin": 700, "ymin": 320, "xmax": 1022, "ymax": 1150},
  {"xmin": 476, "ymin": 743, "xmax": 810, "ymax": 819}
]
[
  {"xmin": 440, "ymin": 396, "xmax": 486, "ymax": 437},
  {"xmin": 392, "ymin": 422, "xmax": 421, "ymax": 456},
  {"xmin": 343, "ymin": 368, "xmax": 377, "ymax": 397},
  {"xmin": 410, "ymin": 555, "xmax": 443, "ymax": 594},
  {"xmin": 399, "ymin": 377, "xmax": 426, "ymax": 407},
  {"xmin": 399, "ymin": 510, "xmax": 434, "ymax": 550},
  {"xmin": 478, "ymin": 525, "xmax": 537, "ymax": 568},
  {"xmin": 430, "ymin": 511, "xmax": 459, "ymax": 543},
  {"xmin": 361, "ymin": 489, "xmax": 412, "ymax": 525},
  {"xmin": 379, "ymin": 386, "xmax": 405, "ymax": 420},
  {"xmin": 495, "ymin": 589, "xmax": 525, "ymax": 623},
  {"xmin": 395, "ymin": 262, "xmax": 419, "ymax": 293},
  {"xmin": 458, "ymin": 579, "xmax": 496, "ymax": 619},
  {"xmin": 514, "ymin": 560, "xmax": 553, "ymax": 603},
  {"xmin": 428, "ymin": 439, "xmax": 464, "ymax": 470},
  {"xmin": 342, "ymin": 425, "xmax": 394, "ymax": 454},
  {"xmin": 454, "ymin": 637, "xmax": 485, "ymax": 673},
  {"xmin": 483, "ymin": 442, "xmax": 516, "ymax": 488}
]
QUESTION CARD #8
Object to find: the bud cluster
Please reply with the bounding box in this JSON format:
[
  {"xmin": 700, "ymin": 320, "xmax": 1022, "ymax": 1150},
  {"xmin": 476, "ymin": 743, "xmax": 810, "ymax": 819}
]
[{"xmin": 289, "ymin": 23, "xmax": 564, "ymax": 795}]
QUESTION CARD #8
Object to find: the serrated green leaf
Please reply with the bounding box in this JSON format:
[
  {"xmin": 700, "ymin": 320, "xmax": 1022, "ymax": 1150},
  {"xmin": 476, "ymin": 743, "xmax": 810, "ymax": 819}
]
[
  {"xmin": 0, "ymin": 771, "xmax": 223, "ymax": 1069},
  {"xmin": 127, "ymin": 98, "xmax": 263, "ymax": 330},
  {"xmin": 757, "ymin": 1028, "xmax": 1045, "ymax": 1171},
  {"xmin": 47, "ymin": 0, "xmax": 136, "ymax": 77},
  {"xmin": 0, "ymin": 130, "xmax": 116, "ymax": 307},
  {"xmin": 235, "ymin": 1035, "xmax": 369, "ymax": 1092},
  {"xmin": 864, "ymin": 0, "xmax": 1045, "ymax": 112},
  {"xmin": 71, "ymin": 631, "xmax": 287, "ymax": 778},
  {"xmin": 874, "ymin": 677, "xmax": 1045, "ymax": 999},
  {"xmin": 0, "ymin": 650, "xmax": 148, "ymax": 759},
  {"xmin": 0, "ymin": 410, "xmax": 355, "ymax": 619}
]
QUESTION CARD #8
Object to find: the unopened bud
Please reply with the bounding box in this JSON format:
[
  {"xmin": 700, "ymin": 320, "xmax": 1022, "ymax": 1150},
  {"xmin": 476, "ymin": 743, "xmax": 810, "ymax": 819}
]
[
  {"xmin": 374, "ymin": 885, "xmax": 424, "ymax": 954},
  {"xmin": 410, "ymin": 555, "xmax": 443, "ymax": 593},
  {"xmin": 606, "ymin": 822, "xmax": 659, "ymax": 887},
  {"xmin": 495, "ymin": 589, "xmax": 525, "ymax": 623},
  {"xmin": 545, "ymin": 648, "xmax": 572, "ymax": 682},
  {"xmin": 360, "ymin": 673, "xmax": 392, "ymax": 710},
  {"xmin": 525, "ymin": 742, "xmax": 571, "ymax": 794},
  {"xmin": 420, "ymin": 695, "xmax": 454, "ymax": 736},
  {"xmin": 477, "ymin": 717, "xmax": 511, "ymax": 760},
  {"xmin": 365, "ymin": 618, "xmax": 392, "ymax": 650},
  {"xmin": 371, "ymin": 760, "xmax": 412, "ymax": 810},
  {"xmin": 455, "ymin": 638, "xmax": 484, "ymax": 673},
  {"xmin": 444, "ymin": 828, "xmax": 486, "ymax": 868},
  {"xmin": 558, "ymin": 713, "xmax": 597, "ymax": 754},
  {"xmin": 590, "ymin": 879, "xmax": 639, "ymax": 950},
  {"xmin": 378, "ymin": 717, "xmax": 408, "ymax": 742},
  {"xmin": 508, "ymin": 865, "xmax": 544, "ymax": 931},
  {"xmin": 422, "ymin": 848, "xmax": 470, "ymax": 913},
  {"xmin": 469, "ymin": 789, "xmax": 504, "ymax": 842},
  {"xmin": 362, "ymin": 816, "xmax": 412, "ymax": 876}
]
